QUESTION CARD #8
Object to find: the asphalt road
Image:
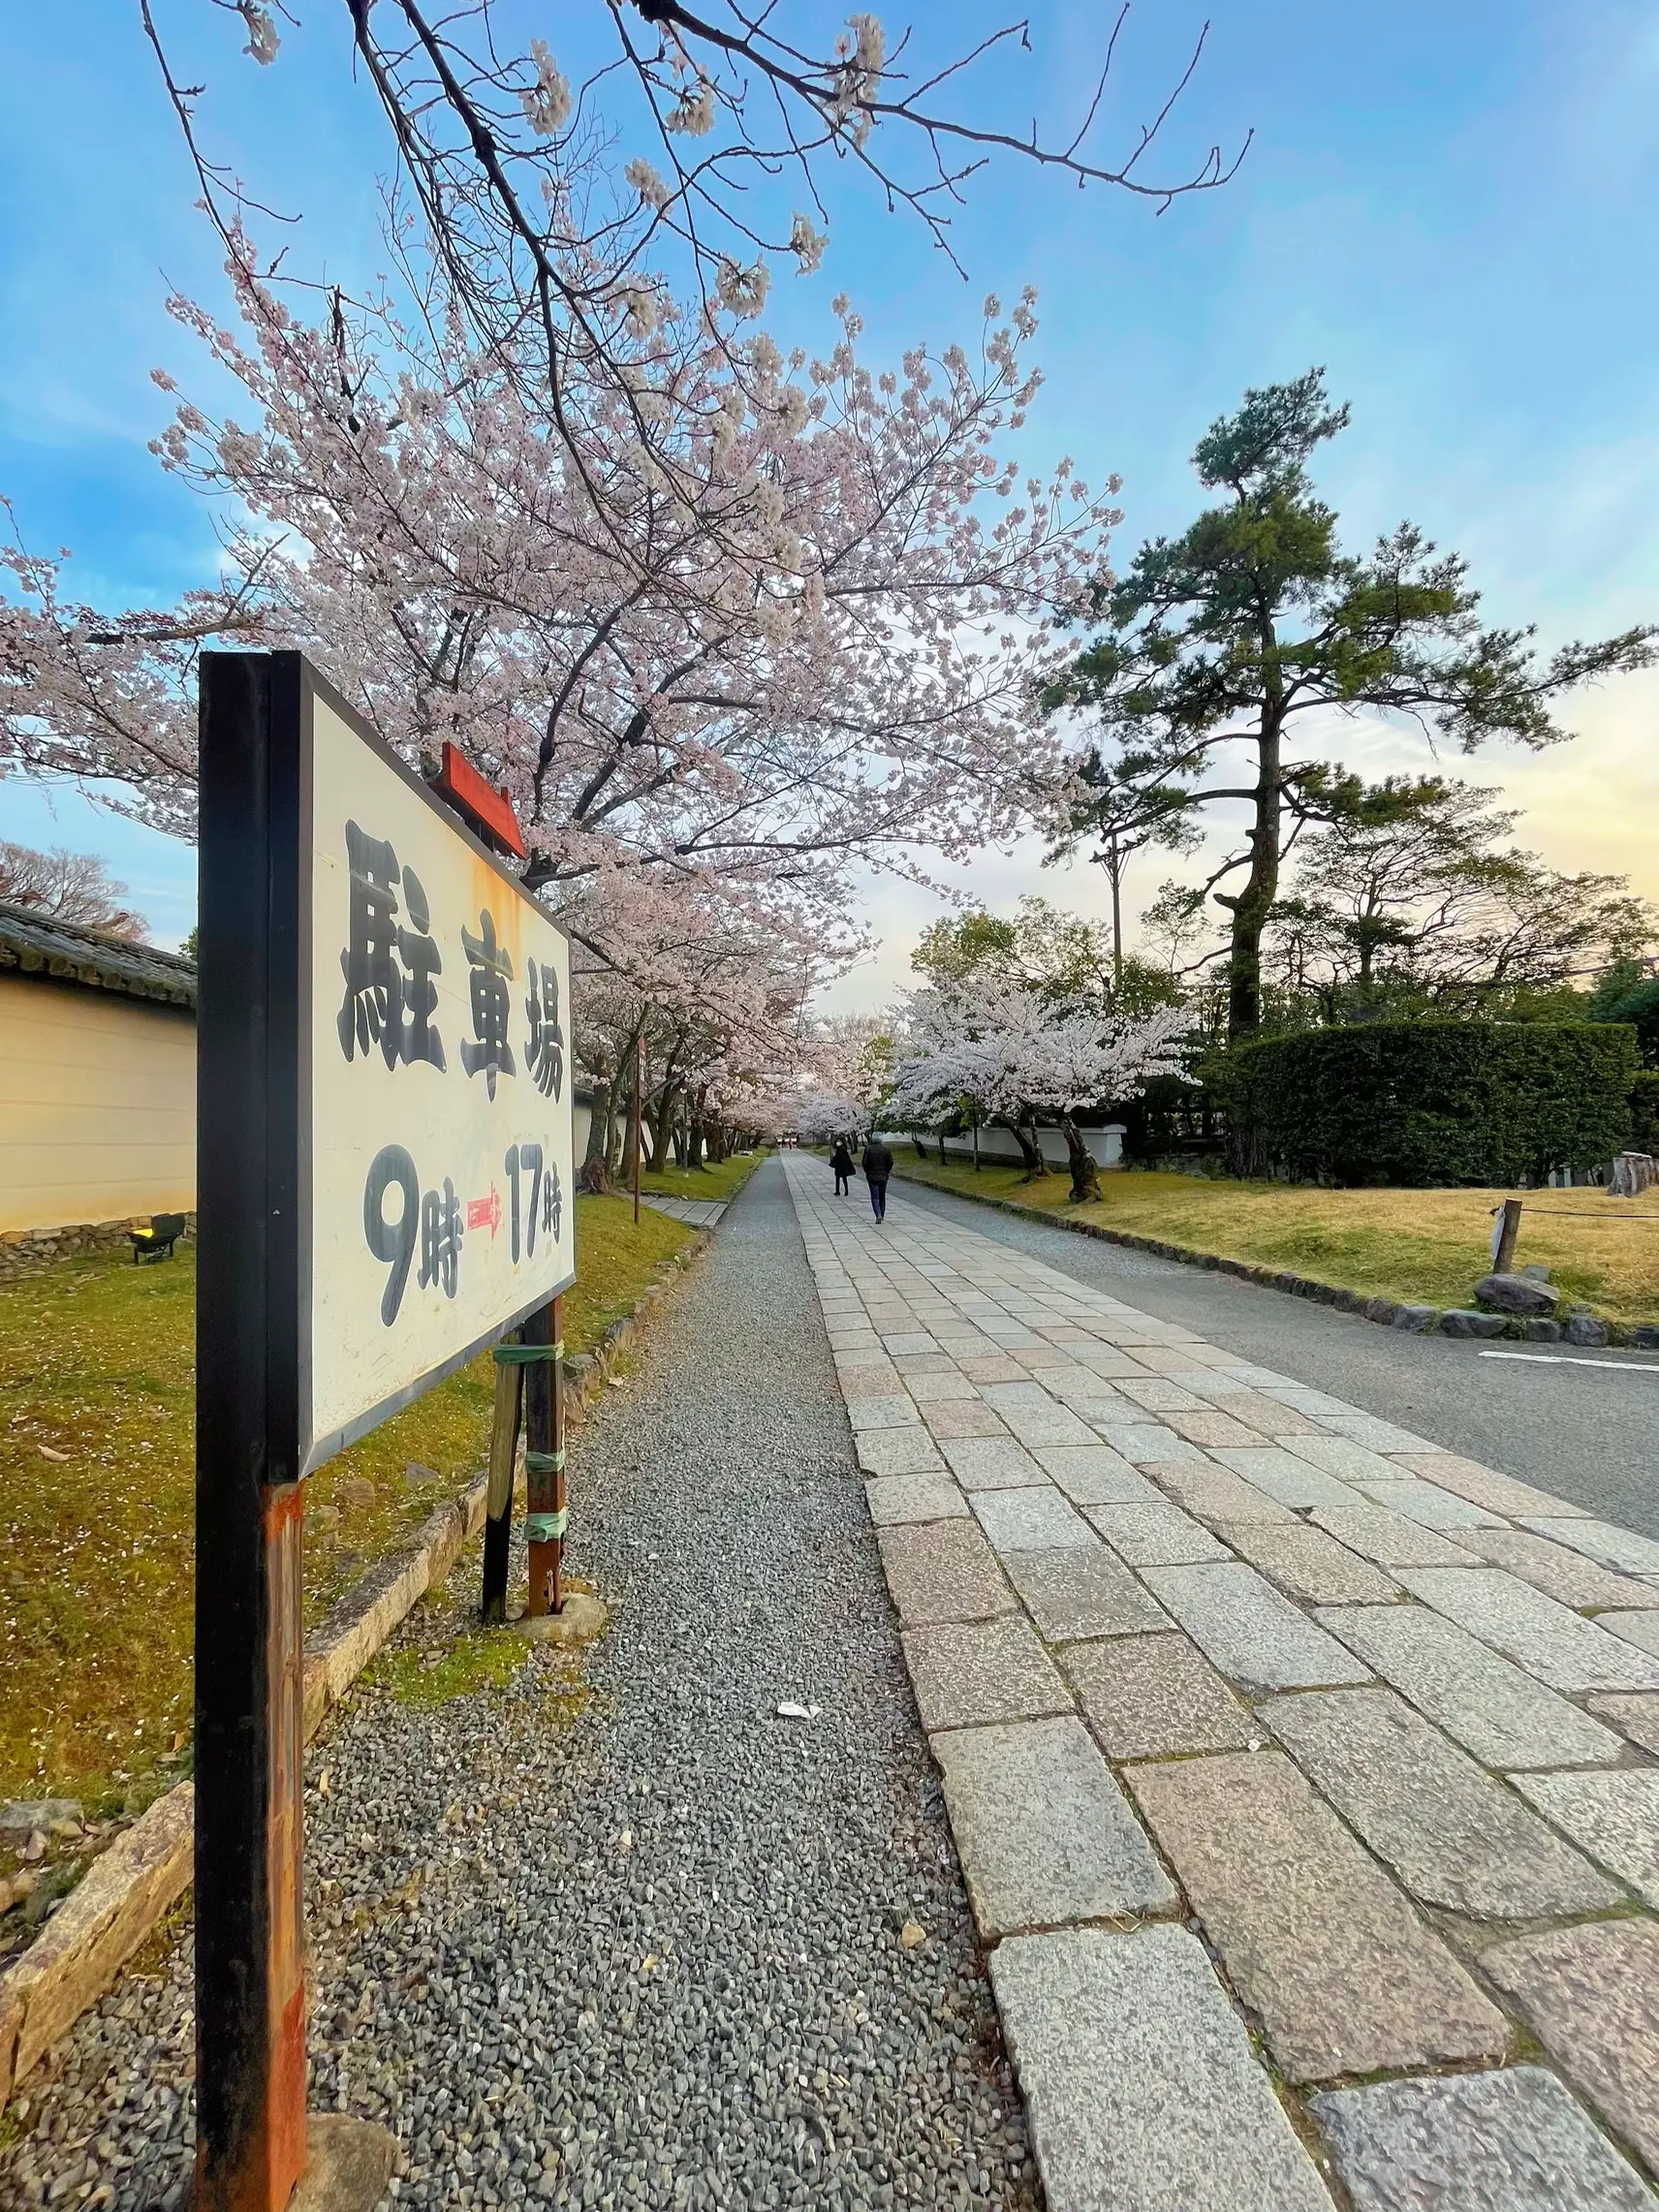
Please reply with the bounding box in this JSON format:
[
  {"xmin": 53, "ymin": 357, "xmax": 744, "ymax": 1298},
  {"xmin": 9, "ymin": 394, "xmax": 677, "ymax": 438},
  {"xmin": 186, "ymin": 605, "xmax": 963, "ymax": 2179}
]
[{"xmin": 879, "ymin": 1170, "xmax": 1659, "ymax": 1542}]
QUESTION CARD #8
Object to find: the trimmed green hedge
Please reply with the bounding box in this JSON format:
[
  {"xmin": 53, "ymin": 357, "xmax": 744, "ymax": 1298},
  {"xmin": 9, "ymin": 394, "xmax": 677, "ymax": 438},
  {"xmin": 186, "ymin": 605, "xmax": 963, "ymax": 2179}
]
[{"xmin": 1234, "ymin": 1021, "xmax": 1638, "ymax": 1186}]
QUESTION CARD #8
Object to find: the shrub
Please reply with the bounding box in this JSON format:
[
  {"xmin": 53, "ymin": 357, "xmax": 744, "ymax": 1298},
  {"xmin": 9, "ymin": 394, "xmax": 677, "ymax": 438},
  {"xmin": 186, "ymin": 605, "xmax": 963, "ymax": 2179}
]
[
  {"xmin": 1630, "ymin": 1070, "xmax": 1659, "ymax": 1155},
  {"xmin": 1234, "ymin": 1021, "xmax": 1637, "ymax": 1186}
]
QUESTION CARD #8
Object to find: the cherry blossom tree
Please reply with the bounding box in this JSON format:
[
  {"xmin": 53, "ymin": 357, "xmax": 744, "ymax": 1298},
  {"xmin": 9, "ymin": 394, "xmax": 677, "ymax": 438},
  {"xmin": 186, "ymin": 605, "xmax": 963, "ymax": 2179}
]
[{"xmin": 888, "ymin": 977, "xmax": 1187, "ymax": 1199}]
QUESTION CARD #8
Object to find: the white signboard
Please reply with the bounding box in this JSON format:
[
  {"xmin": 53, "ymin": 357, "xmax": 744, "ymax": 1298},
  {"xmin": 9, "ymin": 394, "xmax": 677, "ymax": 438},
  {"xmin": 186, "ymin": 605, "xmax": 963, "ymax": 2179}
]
[{"xmin": 297, "ymin": 677, "xmax": 574, "ymax": 1470}]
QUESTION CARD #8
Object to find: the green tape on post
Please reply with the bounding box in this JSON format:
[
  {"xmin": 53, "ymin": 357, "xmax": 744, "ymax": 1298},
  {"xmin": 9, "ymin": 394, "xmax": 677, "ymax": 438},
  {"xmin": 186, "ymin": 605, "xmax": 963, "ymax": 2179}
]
[
  {"xmin": 525, "ymin": 1510, "xmax": 567, "ymax": 1542},
  {"xmin": 524, "ymin": 1449, "xmax": 565, "ymax": 1476},
  {"xmin": 493, "ymin": 1342, "xmax": 564, "ymax": 1365}
]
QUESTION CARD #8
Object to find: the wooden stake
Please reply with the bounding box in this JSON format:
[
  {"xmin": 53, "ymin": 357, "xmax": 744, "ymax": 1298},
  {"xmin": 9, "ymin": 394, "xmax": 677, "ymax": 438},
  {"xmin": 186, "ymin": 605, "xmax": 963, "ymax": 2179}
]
[
  {"xmin": 523, "ymin": 1295, "xmax": 564, "ymax": 1616},
  {"xmin": 1493, "ymin": 1198, "xmax": 1523, "ymax": 1275}
]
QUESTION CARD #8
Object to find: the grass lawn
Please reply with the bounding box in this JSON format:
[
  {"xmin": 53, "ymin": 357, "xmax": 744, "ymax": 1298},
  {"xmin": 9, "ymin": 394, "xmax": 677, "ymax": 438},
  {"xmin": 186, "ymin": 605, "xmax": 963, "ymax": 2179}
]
[
  {"xmin": 638, "ymin": 1148, "xmax": 766, "ymax": 1204},
  {"xmin": 888, "ymin": 1155, "xmax": 1659, "ymax": 1325},
  {"xmin": 0, "ymin": 1193, "xmax": 695, "ymax": 1811}
]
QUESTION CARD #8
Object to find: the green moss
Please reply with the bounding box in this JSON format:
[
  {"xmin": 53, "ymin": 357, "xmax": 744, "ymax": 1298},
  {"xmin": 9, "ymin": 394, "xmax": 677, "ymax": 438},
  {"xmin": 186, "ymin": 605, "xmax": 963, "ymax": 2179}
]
[{"xmin": 367, "ymin": 1627, "xmax": 529, "ymax": 1707}]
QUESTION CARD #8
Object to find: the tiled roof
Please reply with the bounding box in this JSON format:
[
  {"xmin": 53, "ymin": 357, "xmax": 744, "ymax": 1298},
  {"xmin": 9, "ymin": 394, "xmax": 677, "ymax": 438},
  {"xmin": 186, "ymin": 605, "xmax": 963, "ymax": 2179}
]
[{"xmin": 0, "ymin": 901, "xmax": 196, "ymax": 1009}]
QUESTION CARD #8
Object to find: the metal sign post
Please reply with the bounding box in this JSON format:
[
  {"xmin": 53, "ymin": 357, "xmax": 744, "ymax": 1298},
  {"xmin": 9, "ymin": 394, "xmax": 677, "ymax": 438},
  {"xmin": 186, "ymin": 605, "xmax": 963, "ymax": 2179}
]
[{"xmin": 195, "ymin": 653, "xmax": 575, "ymax": 2211}]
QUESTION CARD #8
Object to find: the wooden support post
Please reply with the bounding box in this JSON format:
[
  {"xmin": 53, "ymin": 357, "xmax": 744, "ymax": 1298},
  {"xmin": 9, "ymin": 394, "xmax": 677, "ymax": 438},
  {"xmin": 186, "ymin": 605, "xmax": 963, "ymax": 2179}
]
[
  {"xmin": 1494, "ymin": 1198, "xmax": 1523, "ymax": 1276},
  {"xmin": 480, "ymin": 1335, "xmax": 524, "ymax": 1623},
  {"xmin": 523, "ymin": 1295, "xmax": 565, "ymax": 1617},
  {"xmin": 633, "ymin": 1037, "xmax": 644, "ymax": 1225}
]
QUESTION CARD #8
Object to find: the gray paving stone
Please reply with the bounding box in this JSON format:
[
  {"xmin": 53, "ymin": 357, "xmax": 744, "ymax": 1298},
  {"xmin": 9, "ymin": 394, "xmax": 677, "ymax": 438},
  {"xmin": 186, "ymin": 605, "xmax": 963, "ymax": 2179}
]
[
  {"xmin": 1142, "ymin": 1562, "xmax": 1374, "ymax": 1692},
  {"xmin": 876, "ymin": 1519, "xmax": 1015, "ymax": 1627},
  {"xmin": 971, "ymin": 1485, "xmax": 1096, "ymax": 1555},
  {"xmin": 956, "ymin": 1351, "xmax": 1029, "ymax": 1384},
  {"xmin": 1206, "ymin": 1448, "xmax": 1366, "ymax": 1511},
  {"xmin": 1164, "ymin": 1406, "xmax": 1269, "ymax": 1449},
  {"xmin": 900, "ymin": 1369, "xmax": 983, "ymax": 1403},
  {"xmin": 921, "ymin": 1396, "xmax": 1010, "ymax": 1439},
  {"xmin": 901, "ymin": 1613, "xmax": 1074, "ymax": 1732},
  {"xmin": 933, "ymin": 1718, "xmax": 1176, "ymax": 1940},
  {"xmin": 855, "ymin": 1426, "xmax": 948, "ymax": 1478},
  {"xmin": 938, "ymin": 1436, "xmax": 1048, "ymax": 1490},
  {"xmin": 990, "ymin": 1925, "xmax": 1336, "ymax": 2212},
  {"xmin": 882, "ymin": 1330, "xmax": 938, "ymax": 1354},
  {"xmin": 1263, "ymin": 1688, "xmax": 1619, "ymax": 1918},
  {"xmin": 847, "ymin": 1393, "xmax": 925, "ymax": 1432},
  {"xmin": 1005, "ymin": 1545, "xmax": 1173, "ymax": 1641},
  {"xmin": 1483, "ymin": 1919, "xmax": 1659, "ymax": 2177},
  {"xmin": 1397, "ymin": 1567, "xmax": 1659, "ymax": 1692},
  {"xmin": 1031, "ymin": 1445, "xmax": 1164, "ymax": 1507},
  {"xmin": 1065, "ymin": 1632, "xmax": 1255, "ymax": 1758},
  {"xmin": 862, "ymin": 1473, "xmax": 969, "ymax": 1527},
  {"xmin": 1600, "ymin": 1609, "xmax": 1659, "ymax": 1658},
  {"xmin": 1520, "ymin": 1514, "xmax": 1659, "ymax": 1577},
  {"xmin": 1147, "ymin": 1461, "xmax": 1299, "ymax": 1527},
  {"xmin": 1085, "ymin": 1501, "xmax": 1234, "ymax": 1567},
  {"xmin": 1311, "ymin": 2068, "xmax": 1653, "ymax": 2212},
  {"xmin": 1387, "ymin": 1452, "xmax": 1584, "ymax": 1521},
  {"xmin": 1586, "ymin": 1692, "xmax": 1659, "ymax": 1754},
  {"xmin": 1313, "ymin": 1603, "xmax": 1625, "ymax": 1769},
  {"xmin": 1319, "ymin": 1413, "xmax": 1439, "ymax": 1453},
  {"xmin": 1113, "ymin": 1376, "xmax": 1206, "ymax": 1412},
  {"xmin": 1129, "ymin": 1750, "xmax": 1507, "ymax": 2083},
  {"xmin": 1511, "ymin": 1769, "xmax": 1659, "ymax": 1905},
  {"xmin": 837, "ymin": 1359, "xmax": 902, "ymax": 1394},
  {"xmin": 1091, "ymin": 1423, "xmax": 1206, "ymax": 1462},
  {"xmin": 1456, "ymin": 1525, "xmax": 1656, "ymax": 1609},
  {"xmin": 1351, "ymin": 1480, "xmax": 1503, "ymax": 1531},
  {"xmin": 1310, "ymin": 1502, "xmax": 1477, "ymax": 1569},
  {"xmin": 1289, "ymin": 1433, "xmax": 1412, "ymax": 1484},
  {"xmin": 1218, "ymin": 1521, "xmax": 1398, "ymax": 1605}
]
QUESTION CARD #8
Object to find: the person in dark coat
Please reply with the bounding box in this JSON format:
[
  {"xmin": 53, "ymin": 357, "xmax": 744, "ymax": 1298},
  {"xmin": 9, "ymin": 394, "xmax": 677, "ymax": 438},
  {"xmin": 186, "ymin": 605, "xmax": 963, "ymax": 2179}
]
[
  {"xmin": 861, "ymin": 1135, "xmax": 894, "ymax": 1222},
  {"xmin": 830, "ymin": 1139, "xmax": 855, "ymax": 1197}
]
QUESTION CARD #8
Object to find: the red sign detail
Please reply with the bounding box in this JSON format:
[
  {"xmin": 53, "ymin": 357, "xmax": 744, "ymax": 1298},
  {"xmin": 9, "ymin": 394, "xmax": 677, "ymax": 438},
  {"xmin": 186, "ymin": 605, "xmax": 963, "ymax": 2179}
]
[
  {"xmin": 467, "ymin": 1185, "xmax": 503, "ymax": 1236},
  {"xmin": 431, "ymin": 741, "xmax": 527, "ymax": 859}
]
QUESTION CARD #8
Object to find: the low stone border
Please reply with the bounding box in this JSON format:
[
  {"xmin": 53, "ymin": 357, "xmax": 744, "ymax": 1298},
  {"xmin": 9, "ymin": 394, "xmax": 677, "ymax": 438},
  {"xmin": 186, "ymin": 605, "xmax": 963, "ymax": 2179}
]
[
  {"xmin": 890, "ymin": 1167, "xmax": 1659, "ymax": 1353},
  {"xmin": 0, "ymin": 1237, "xmax": 708, "ymax": 2108},
  {"xmin": 0, "ymin": 1215, "xmax": 198, "ymax": 1283}
]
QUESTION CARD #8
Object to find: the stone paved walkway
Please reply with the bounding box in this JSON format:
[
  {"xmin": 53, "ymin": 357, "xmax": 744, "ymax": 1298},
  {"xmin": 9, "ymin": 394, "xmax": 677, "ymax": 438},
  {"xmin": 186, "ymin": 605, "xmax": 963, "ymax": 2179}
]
[{"xmin": 784, "ymin": 1158, "xmax": 1659, "ymax": 2211}]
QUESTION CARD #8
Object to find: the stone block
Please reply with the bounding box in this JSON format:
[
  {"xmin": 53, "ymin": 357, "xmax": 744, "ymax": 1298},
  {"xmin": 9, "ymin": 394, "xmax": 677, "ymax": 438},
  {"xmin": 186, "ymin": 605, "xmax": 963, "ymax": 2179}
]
[
  {"xmin": 1313, "ymin": 1603, "xmax": 1624, "ymax": 1769},
  {"xmin": 933, "ymin": 1718, "xmax": 1176, "ymax": 1940},
  {"xmin": 972, "ymin": 1484, "xmax": 1095, "ymax": 1555},
  {"xmin": 1005, "ymin": 1544, "xmax": 1172, "ymax": 1641},
  {"xmin": 922, "ymin": 1397, "xmax": 1010, "ymax": 1440},
  {"xmin": 1388, "ymin": 1453, "xmax": 1580, "ymax": 1521},
  {"xmin": 1511, "ymin": 1769, "xmax": 1659, "ymax": 1905},
  {"xmin": 1310, "ymin": 1503, "xmax": 1476, "ymax": 1569},
  {"xmin": 1129, "ymin": 1750, "xmax": 1507, "ymax": 2084},
  {"xmin": 1163, "ymin": 1407, "xmax": 1266, "ymax": 1448},
  {"xmin": 1146, "ymin": 1462, "xmax": 1298, "ymax": 1527},
  {"xmin": 855, "ymin": 1427, "xmax": 947, "ymax": 1478},
  {"xmin": 837, "ymin": 1360, "xmax": 902, "ymax": 1396},
  {"xmin": 1352, "ymin": 1480, "xmax": 1502, "ymax": 1531},
  {"xmin": 306, "ymin": 1546, "xmax": 432, "ymax": 1709},
  {"xmin": 847, "ymin": 1393, "xmax": 925, "ymax": 1433},
  {"xmin": 882, "ymin": 1330, "xmax": 938, "ymax": 1354},
  {"xmin": 1391, "ymin": 1302, "xmax": 1441, "ymax": 1332},
  {"xmin": 1113, "ymin": 1376, "xmax": 1206, "ymax": 1411},
  {"xmin": 1141, "ymin": 1562, "xmax": 1374, "ymax": 1692},
  {"xmin": 863, "ymin": 1473, "xmax": 969, "ymax": 1527},
  {"xmin": 1289, "ymin": 1434, "xmax": 1413, "ymax": 1484},
  {"xmin": 1438, "ymin": 1309, "xmax": 1509, "ymax": 1339},
  {"xmin": 1563, "ymin": 1314, "xmax": 1610, "ymax": 1347},
  {"xmin": 900, "ymin": 1370, "xmax": 982, "ymax": 1403},
  {"xmin": 1031, "ymin": 1445, "xmax": 1162, "ymax": 1507},
  {"xmin": 956, "ymin": 1353, "xmax": 1029, "ymax": 1384},
  {"xmin": 1091, "ymin": 1423, "xmax": 1205, "ymax": 1462},
  {"xmin": 1521, "ymin": 1514, "xmax": 1659, "ymax": 1578},
  {"xmin": 901, "ymin": 1613, "xmax": 1074, "ymax": 1733},
  {"xmin": 1601, "ymin": 1609, "xmax": 1659, "ymax": 1657},
  {"xmin": 1475, "ymin": 1271, "xmax": 1560, "ymax": 1316},
  {"xmin": 1483, "ymin": 1918, "xmax": 1659, "ymax": 2176},
  {"xmin": 1586, "ymin": 1692, "xmax": 1659, "ymax": 1754},
  {"xmin": 1207, "ymin": 1448, "xmax": 1366, "ymax": 1511},
  {"xmin": 1216, "ymin": 1521, "xmax": 1398, "ymax": 1605},
  {"xmin": 876, "ymin": 1519, "xmax": 1014, "ymax": 1627},
  {"xmin": 1065, "ymin": 1632, "xmax": 1254, "ymax": 1759},
  {"xmin": 939, "ymin": 1436, "xmax": 1048, "ymax": 1490},
  {"xmin": 1456, "ymin": 1526, "xmax": 1650, "ymax": 1608},
  {"xmin": 989, "ymin": 1925, "xmax": 1336, "ymax": 2212},
  {"xmin": 8, "ymin": 1784, "xmax": 195, "ymax": 2085},
  {"xmin": 980, "ymin": 1384, "xmax": 1099, "ymax": 1448},
  {"xmin": 1203, "ymin": 1389, "xmax": 1319, "ymax": 1435},
  {"xmin": 1312, "ymin": 2068, "xmax": 1652, "ymax": 2212},
  {"xmin": 1085, "ymin": 1501, "xmax": 1233, "ymax": 1567},
  {"xmin": 1262, "ymin": 1688, "xmax": 1618, "ymax": 1918},
  {"xmin": 1397, "ymin": 1567, "xmax": 1659, "ymax": 1692}
]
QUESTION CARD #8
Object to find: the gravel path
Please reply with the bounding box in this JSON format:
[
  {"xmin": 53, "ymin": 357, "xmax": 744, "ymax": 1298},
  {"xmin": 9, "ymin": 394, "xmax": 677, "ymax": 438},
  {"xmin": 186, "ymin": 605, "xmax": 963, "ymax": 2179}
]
[{"xmin": 2, "ymin": 1157, "xmax": 1035, "ymax": 2212}]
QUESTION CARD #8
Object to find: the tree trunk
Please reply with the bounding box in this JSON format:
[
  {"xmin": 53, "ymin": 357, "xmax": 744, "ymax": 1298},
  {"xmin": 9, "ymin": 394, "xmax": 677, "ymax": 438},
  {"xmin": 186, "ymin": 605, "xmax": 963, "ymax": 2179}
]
[
  {"xmin": 1223, "ymin": 699, "xmax": 1285, "ymax": 1044},
  {"xmin": 936, "ymin": 1129, "xmax": 949, "ymax": 1163},
  {"xmin": 1108, "ymin": 830, "xmax": 1124, "ymax": 989},
  {"xmin": 998, "ymin": 1115, "xmax": 1048, "ymax": 1180},
  {"xmin": 972, "ymin": 1121, "xmax": 981, "ymax": 1171},
  {"xmin": 1060, "ymin": 1114, "xmax": 1102, "ymax": 1203},
  {"xmin": 579, "ymin": 1076, "xmax": 613, "ymax": 1194},
  {"xmin": 911, "ymin": 1134, "xmax": 928, "ymax": 1160}
]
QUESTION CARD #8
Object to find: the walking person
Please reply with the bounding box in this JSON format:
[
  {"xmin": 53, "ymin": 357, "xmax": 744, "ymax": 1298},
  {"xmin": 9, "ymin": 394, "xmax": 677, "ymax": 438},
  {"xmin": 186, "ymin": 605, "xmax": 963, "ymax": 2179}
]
[
  {"xmin": 861, "ymin": 1133, "xmax": 894, "ymax": 1224},
  {"xmin": 830, "ymin": 1137, "xmax": 855, "ymax": 1198}
]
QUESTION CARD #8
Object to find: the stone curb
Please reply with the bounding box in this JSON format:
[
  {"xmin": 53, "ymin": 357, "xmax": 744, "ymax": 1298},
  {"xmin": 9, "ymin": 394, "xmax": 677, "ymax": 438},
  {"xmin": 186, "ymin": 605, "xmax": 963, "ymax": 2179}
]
[
  {"xmin": 0, "ymin": 1236, "xmax": 710, "ymax": 2110},
  {"xmin": 889, "ymin": 1167, "xmax": 1659, "ymax": 1352}
]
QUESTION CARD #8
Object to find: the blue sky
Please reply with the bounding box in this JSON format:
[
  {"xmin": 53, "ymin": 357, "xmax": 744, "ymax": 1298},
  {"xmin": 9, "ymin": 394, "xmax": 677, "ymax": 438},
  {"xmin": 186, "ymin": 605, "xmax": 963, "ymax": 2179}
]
[{"xmin": 4, "ymin": 1, "xmax": 1658, "ymax": 983}]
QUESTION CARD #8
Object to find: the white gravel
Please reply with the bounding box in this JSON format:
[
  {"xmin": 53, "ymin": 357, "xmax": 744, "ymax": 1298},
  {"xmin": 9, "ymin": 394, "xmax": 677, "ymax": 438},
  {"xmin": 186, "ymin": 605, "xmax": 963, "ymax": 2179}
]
[{"xmin": 2, "ymin": 1159, "xmax": 1035, "ymax": 2212}]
